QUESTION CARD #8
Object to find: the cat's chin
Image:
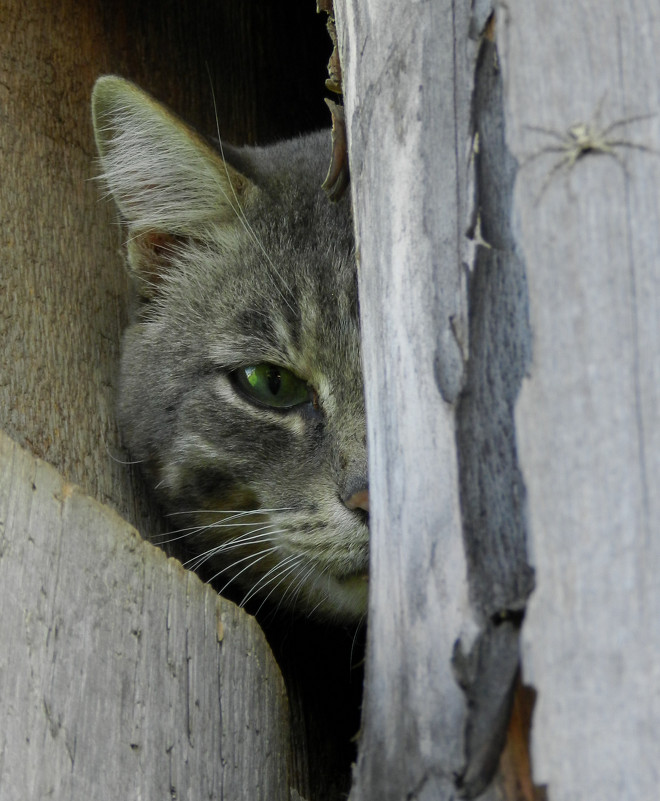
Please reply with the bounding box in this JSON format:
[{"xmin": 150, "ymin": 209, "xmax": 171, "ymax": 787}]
[{"xmin": 302, "ymin": 571, "xmax": 369, "ymax": 624}]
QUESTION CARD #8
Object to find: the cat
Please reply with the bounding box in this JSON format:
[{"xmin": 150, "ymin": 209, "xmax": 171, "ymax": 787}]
[{"xmin": 92, "ymin": 76, "xmax": 369, "ymax": 622}]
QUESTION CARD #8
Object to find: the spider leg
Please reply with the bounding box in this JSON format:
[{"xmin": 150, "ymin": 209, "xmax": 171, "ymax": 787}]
[
  {"xmin": 523, "ymin": 124, "xmax": 567, "ymax": 142},
  {"xmin": 600, "ymin": 112, "xmax": 657, "ymax": 138},
  {"xmin": 607, "ymin": 139, "xmax": 659, "ymax": 156},
  {"xmin": 533, "ymin": 152, "xmax": 571, "ymax": 205},
  {"xmin": 603, "ymin": 148, "xmax": 633, "ymax": 182},
  {"xmin": 519, "ymin": 144, "xmax": 569, "ymax": 170}
]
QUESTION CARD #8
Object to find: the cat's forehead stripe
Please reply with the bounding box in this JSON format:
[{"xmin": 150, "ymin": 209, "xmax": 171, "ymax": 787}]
[{"xmin": 95, "ymin": 74, "xmax": 367, "ymax": 619}]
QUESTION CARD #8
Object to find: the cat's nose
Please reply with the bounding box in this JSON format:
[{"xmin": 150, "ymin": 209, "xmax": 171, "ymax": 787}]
[{"xmin": 345, "ymin": 488, "xmax": 370, "ymax": 513}]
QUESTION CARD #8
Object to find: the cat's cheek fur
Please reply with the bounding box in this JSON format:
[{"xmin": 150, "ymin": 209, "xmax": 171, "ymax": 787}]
[{"xmin": 94, "ymin": 76, "xmax": 368, "ymax": 621}]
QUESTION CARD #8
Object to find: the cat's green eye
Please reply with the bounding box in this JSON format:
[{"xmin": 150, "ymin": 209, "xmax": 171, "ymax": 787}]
[{"xmin": 233, "ymin": 364, "xmax": 311, "ymax": 409}]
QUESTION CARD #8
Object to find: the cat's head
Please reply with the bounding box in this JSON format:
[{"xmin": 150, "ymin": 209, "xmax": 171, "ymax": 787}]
[{"xmin": 92, "ymin": 76, "xmax": 368, "ymax": 622}]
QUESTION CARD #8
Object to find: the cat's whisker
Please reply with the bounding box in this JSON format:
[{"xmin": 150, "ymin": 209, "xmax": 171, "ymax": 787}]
[
  {"xmin": 152, "ymin": 526, "xmax": 207, "ymax": 546},
  {"xmin": 183, "ymin": 528, "xmax": 279, "ymax": 570},
  {"xmin": 166, "ymin": 507, "xmax": 292, "ymax": 518},
  {"xmin": 185, "ymin": 538, "xmax": 270, "ymax": 570},
  {"xmin": 155, "ymin": 514, "xmax": 277, "ymax": 552},
  {"xmin": 305, "ymin": 593, "xmax": 332, "ymax": 620},
  {"xmin": 151, "ymin": 519, "xmax": 274, "ymax": 546},
  {"xmin": 153, "ymin": 509, "xmax": 291, "ymax": 547},
  {"xmin": 350, "ymin": 617, "xmax": 367, "ymax": 668},
  {"xmin": 159, "ymin": 515, "xmax": 280, "ymax": 543},
  {"xmin": 240, "ymin": 553, "xmax": 303, "ymax": 609},
  {"xmin": 277, "ymin": 561, "xmax": 317, "ymax": 614},
  {"xmin": 213, "ymin": 544, "xmax": 283, "ymax": 593},
  {"xmin": 185, "ymin": 534, "xmax": 275, "ymax": 571},
  {"xmin": 207, "ymin": 76, "xmax": 295, "ymax": 313},
  {"xmin": 289, "ymin": 561, "xmax": 337, "ymax": 620},
  {"xmin": 166, "ymin": 521, "xmax": 276, "ymax": 535},
  {"xmin": 252, "ymin": 563, "xmax": 306, "ymax": 617},
  {"xmin": 103, "ymin": 437, "xmax": 146, "ymax": 466}
]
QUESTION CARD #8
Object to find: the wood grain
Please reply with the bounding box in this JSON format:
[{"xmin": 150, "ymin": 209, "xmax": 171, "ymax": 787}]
[
  {"xmin": 0, "ymin": 430, "xmax": 290, "ymax": 800},
  {"xmin": 334, "ymin": 2, "xmax": 487, "ymax": 799},
  {"xmin": 0, "ymin": 4, "xmax": 356, "ymax": 799},
  {"xmin": 499, "ymin": 2, "xmax": 660, "ymax": 799}
]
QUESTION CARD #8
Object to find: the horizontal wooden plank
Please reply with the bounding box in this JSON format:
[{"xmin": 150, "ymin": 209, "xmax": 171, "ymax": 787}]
[{"xmin": 0, "ymin": 431, "xmax": 290, "ymax": 801}]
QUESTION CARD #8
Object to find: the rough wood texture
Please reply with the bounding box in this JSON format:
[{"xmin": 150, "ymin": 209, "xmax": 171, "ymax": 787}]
[
  {"xmin": 0, "ymin": 431, "xmax": 290, "ymax": 800},
  {"xmin": 498, "ymin": 2, "xmax": 660, "ymax": 799},
  {"xmin": 0, "ymin": 5, "xmax": 358, "ymax": 799},
  {"xmin": 336, "ymin": 0, "xmax": 471, "ymax": 790},
  {"xmin": 332, "ymin": 1, "xmax": 543, "ymax": 798},
  {"xmin": 334, "ymin": 3, "xmax": 535, "ymax": 799},
  {"xmin": 0, "ymin": 0, "xmax": 330, "ymax": 534}
]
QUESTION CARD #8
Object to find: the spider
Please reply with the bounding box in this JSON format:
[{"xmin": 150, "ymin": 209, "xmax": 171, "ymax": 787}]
[{"xmin": 520, "ymin": 105, "xmax": 657, "ymax": 202}]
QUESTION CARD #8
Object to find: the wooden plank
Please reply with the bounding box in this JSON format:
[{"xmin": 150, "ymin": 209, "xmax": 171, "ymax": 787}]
[
  {"xmin": 0, "ymin": 0, "xmax": 330, "ymax": 534},
  {"xmin": 498, "ymin": 2, "xmax": 660, "ymax": 798},
  {"xmin": 0, "ymin": 431, "xmax": 290, "ymax": 801},
  {"xmin": 0, "ymin": 4, "xmax": 356, "ymax": 798},
  {"xmin": 333, "ymin": 1, "xmax": 542, "ymax": 798},
  {"xmin": 334, "ymin": 3, "xmax": 489, "ymax": 799}
]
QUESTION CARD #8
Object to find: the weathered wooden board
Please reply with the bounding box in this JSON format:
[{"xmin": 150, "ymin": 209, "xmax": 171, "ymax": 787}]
[
  {"xmin": 498, "ymin": 2, "xmax": 660, "ymax": 799},
  {"xmin": 0, "ymin": 4, "xmax": 357, "ymax": 799},
  {"xmin": 0, "ymin": 0, "xmax": 330, "ymax": 535},
  {"xmin": 332, "ymin": 2, "xmax": 536, "ymax": 799},
  {"xmin": 0, "ymin": 430, "xmax": 290, "ymax": 801},
  {"xmin": 333, "ymin": 0, "xmax": 545, "ymax": 798}
]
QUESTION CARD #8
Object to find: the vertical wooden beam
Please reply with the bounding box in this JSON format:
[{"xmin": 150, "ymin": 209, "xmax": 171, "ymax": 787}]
[
  {"xmin": 499, "ymin": 2, "xmax": 660, "ymax": 798},
  {"xmin": 335, "ymin": 1, "xmax": 537, "ymax": 798},
  {"xmin": 334, "ymin": 2, "xmax": 474, "ymax": 798}
]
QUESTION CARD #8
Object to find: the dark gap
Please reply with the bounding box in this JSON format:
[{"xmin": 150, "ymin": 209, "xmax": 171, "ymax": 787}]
[
  {"xmin": 98, "ymin": 4, "xmax": 359, "ymax": 800},
  {"xmin": 453, "ymin": 29, "xmax": 535, "ymax": 799}
]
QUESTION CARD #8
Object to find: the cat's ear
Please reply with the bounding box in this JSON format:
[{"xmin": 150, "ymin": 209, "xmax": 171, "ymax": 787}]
[{"xmin": 91, "ymin": 76, "xmax": 255, "ymax": 293}]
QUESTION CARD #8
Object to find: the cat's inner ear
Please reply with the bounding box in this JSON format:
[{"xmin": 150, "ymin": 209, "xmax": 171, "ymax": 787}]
[
  {"xmin": 125, "ymin": 231, "xmax": 184, "ymax": 300},
  {"xmin": 91, "ymin": 75, "xmax": 256, "ymax": 292}
]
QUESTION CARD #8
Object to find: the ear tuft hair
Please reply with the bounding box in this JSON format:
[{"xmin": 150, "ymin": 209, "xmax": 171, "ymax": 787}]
[{"xmin": 91, "ymin": 76, "xmax": 255, "ymax": 238}]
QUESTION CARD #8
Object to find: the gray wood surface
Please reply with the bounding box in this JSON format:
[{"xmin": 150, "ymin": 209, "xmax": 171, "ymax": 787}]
[
  {"xmin": 455, "ymin": 27, "xmax": 536, "ymax": 797},
  {"xmin": 0, "ymin": 5, "xmax": 359, "ymax": 799},
  {"xmin": 334, "ymin": 3, "xmax": 534, "ymax": 800},
  {"xmin": 498, "ymin": 2, "xmax": 660, "ymax": 799},
  {"xmin": 335, "ymin": 0, "xmax": 471, "ymax": 791},
  {"xmin": 0, "ymin": 0, "xmax": 331, "ymax": 536},
  {"xmin": 0, "ymin": 431, "xmax": 290, "ymax": 801}
]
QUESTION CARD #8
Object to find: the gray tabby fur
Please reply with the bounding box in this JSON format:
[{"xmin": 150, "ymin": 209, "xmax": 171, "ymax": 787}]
[{"xmin": 92, "ymin": 76, "xmax": 368, "ymax": 621}]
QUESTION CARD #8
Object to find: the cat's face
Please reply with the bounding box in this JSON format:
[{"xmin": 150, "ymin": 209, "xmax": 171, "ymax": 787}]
[{"xmin": 92, "ymin": 77, "xmax": 368, "ymax": 621}]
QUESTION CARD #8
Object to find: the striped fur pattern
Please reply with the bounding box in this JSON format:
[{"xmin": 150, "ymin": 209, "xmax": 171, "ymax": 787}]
[{"xmin": 92, "ymin": 77, "xmax": 368, "ymax": 621}]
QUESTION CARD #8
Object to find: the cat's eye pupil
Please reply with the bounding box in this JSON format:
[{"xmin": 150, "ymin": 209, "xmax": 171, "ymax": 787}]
[
  {"xmin": 236, "ymin": 363, "xmax": 311, "ymax": 410},
  {"xmin": 267, "ymin": 368, "xmax": 281, "ymax": 396}
]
